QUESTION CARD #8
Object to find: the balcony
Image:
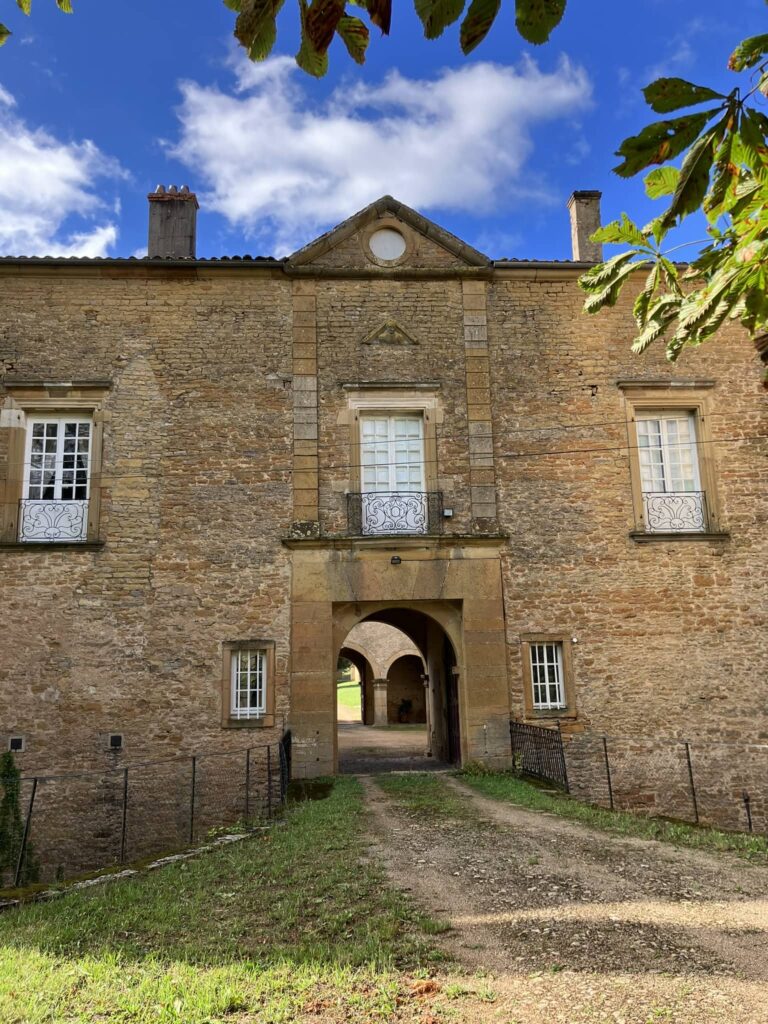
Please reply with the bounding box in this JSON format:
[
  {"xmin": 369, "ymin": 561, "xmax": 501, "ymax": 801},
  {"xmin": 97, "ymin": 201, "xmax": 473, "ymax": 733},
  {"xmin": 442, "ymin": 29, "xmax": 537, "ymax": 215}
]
[
  {"xmin": 19, "ymin": 500, "xmax": 89, "ymax": 542},
  {"xmin": 642, "ymin": 491, "xmax": 707, "ymax": 533},
  {"xmin": 347, "ymin": 491, "xmax": 443, "ymax": 537}
]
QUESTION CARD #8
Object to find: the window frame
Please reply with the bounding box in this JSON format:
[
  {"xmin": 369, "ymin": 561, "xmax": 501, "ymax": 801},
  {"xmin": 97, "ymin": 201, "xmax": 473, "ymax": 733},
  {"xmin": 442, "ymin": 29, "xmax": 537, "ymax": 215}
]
[
  {"xmin": 520, "ymin": 634, "xmax": 576, "ymax": 720},
  {"xmin": 221, "ymin": 640, "xmax": 276, "ymax": 728},
  {"xmin": 0, "ymin": 382, "xmax": 109, "ymax": 546},
  {"xmin": 621, "ymin": 386, "xmax": 722, "ymax": 538}
]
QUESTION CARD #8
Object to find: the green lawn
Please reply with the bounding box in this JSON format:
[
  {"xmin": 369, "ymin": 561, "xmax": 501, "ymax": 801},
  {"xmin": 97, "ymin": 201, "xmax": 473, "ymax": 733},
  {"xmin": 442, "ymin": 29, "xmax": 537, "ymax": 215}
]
[
  {"xmin": 460, "ymin": 770, "xmax": 768, "ymax": 861},
  {"xmin": 336, "ymin": 682, "xmax": 361, "ymax": 710},
  {"xmin": 0, "ymin": 778, "xmax": 447, "ymax": 1024}
]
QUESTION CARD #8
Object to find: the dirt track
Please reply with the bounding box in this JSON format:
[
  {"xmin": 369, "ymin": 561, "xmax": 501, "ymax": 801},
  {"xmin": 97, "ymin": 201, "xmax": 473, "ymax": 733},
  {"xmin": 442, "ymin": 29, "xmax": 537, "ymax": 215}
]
[{"xmin": 363, "ymin": 774, "xmax": 768, "ymax": 1023}]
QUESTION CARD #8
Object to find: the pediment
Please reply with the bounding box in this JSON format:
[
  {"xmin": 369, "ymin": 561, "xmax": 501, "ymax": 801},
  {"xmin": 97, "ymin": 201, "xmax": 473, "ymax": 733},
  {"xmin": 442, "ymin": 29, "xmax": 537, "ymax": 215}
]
[
  {"xmin": 361, "ymin": 319, "xmax": 419, "ymax": 347},
  {"xmin": 286, "ymin": 196, "xmax": 490, "ymax": 271}
]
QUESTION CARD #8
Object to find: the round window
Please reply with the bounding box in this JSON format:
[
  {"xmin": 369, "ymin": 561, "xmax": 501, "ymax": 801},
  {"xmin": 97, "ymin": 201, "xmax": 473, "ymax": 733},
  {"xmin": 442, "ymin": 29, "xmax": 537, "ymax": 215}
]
[{"xmin": 368, "ymin": 227, "xmax": 407, "ymax": 261}]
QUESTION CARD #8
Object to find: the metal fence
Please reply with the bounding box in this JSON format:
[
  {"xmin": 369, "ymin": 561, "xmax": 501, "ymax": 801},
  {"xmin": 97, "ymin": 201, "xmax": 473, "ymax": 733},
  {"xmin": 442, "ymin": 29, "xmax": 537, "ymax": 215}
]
[
  {"xmin": 509, "ymin": 721, "xmax": 569, "ymax": 790},
  {"xmin": 3, "ymin": 738, "xmax": 289, "ymax": 889},
  {"xmin": 510, "ymin": 722, "xmax": 768, "ymax": 837}
]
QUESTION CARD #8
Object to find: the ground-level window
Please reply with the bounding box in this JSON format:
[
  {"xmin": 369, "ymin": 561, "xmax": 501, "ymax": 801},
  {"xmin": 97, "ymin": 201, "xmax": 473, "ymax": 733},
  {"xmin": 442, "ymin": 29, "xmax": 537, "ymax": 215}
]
[
  {"xmin": 530, "ymin": 642, "xmax": 566, "ymax": 710},
  {"xmin": 20, "ymin": 416, "xmax": 92, "ymax": 542},
  {"xmin": 231, "ymin": 649, "xmax": 267, "ymax": 720}
]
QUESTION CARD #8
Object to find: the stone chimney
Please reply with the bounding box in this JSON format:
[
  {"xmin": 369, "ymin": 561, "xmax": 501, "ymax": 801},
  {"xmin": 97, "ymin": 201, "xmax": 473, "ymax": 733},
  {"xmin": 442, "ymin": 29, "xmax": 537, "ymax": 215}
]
[
  {"xmin": 147, "ymin": 184, "xmax": 199, "ymax": 259},
  {"xmin": 567, "ymin": 190, "xmax": 602, "ymax": 262}
]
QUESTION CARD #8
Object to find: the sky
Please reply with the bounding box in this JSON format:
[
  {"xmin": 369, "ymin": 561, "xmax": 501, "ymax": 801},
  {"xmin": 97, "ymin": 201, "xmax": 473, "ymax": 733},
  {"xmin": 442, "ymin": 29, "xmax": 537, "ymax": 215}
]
[{"xmin": 0, "ymin": 0, "xmax": 764, "ymax": 260}]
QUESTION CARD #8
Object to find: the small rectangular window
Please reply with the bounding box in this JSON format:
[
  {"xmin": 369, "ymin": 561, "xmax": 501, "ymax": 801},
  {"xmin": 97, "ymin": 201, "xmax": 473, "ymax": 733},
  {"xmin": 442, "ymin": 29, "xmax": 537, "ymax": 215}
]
[
  {"xmin": 109, "ymin": 734, "xmax": 123, "ymax": 750},
  {"xmin": 530, "ymin": 643, "xmax": 566, "ymax": 710},
  {"xmin": 231, "ymin": 649, "xmax": 267, "ymax": 720},
  {"xmin": 9, "ymin": 736, "xmax": 25, "ymax": 753}
]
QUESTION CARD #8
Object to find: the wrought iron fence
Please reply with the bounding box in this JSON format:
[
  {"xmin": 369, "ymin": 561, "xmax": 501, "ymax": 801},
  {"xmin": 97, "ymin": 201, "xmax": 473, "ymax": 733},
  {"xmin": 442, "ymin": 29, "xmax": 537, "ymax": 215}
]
[
  {"xmin": 3, "ymin": 737, "xmax": 290, "ymax": 889},
  {"xmin": 509, "ymin": 721, "xmax": 569, "ymax": 790},
  {"xmin": 347, "ymin": 491, "xmax": 443, "ymax": 536}
]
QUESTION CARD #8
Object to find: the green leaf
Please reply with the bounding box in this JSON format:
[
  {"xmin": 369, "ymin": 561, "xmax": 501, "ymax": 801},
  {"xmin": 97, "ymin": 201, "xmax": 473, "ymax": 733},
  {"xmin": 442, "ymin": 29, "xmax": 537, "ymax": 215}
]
[
  {"xmin": 728, "ymin": 33, "xmax": 768, "ymax": 72},
  {"xmin": 515, "ymin": 0, "xmax": 566, "ymax": 45},
  {"xmin": 613, "ymin": 110, "xmax": 718, "ymax": 178},
  {"xmin": 16, "ymin": 0, "xmax": 31, "ymax": 14},
  {"xmin": 579, "ymin": 250, "xmax": 641, "ymax": 294},
  {"xmin": 305, "ymin": 0, "xmax": 346, "ymax": 53},
  {"xmin": 337, "ymin": 14, "xmax": 369, "ymax": 63},
  {"xmin": 55, "ymin": 0, "xmax": 73, "ymax": 12},
  {"xmin": 222, "ymin": 0, "xmax": 243, "ymax": 10},
  {"xmin": 642, "ymin": 78, "xmax": 724, "ymax": 114},
  {"xmin": 235, "ymin": 0, "xmax": 284, "ymax": 61},
  {"xmin": 644, "ymin": 166, "xmax": 679, "ymax": 199},
  {"xmin": 633, "ymin": 264, "xmax": 660, "ymax": 328},
  {"xmin": 0, "ymin": 23, "xmax": 10, "ymax": 45},
  {"xmin": 460, "ymin": 0, "xmax": 500, "ymax": 54},
  {"xmin": 582, "ymin": 257, "xmax": 647, "ymax": 314},
  {"xmin": 739, "ymin": 110, "xmax": 768, "ymax": 179},
  {"xmin": 661, "ymin": 125, "xmax": 718, "ymax": 226},
  {"xmin": 414, "ymin": 0, "xmax": 465, "ymax": 40},
  {"xmin": 296, "ymin": 0, "xmax": 328, "ymax": 76},
  {"xmin": 704, "ymin": 130, "xmax": 738, "ymax": 218},
  {"xmin": 590, "ymin": 213, "xmax": 649, "ymax": 248},
  {"xmin": 630, "ymin": 294, "xmax": 680, "ymax": 354}
]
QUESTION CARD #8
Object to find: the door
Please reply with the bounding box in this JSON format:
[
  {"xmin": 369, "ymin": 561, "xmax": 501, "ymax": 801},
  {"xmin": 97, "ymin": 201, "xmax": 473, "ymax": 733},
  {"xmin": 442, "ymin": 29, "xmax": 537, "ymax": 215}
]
[{"xmin": 359, "ymin": 414, "xmax": 426, "ymax": 535}]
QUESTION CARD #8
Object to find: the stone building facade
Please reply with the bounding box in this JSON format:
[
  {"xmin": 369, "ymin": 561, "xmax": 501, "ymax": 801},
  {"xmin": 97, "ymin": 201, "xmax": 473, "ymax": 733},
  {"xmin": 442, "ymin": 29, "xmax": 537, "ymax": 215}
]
[{"xmin": 1, "ymin": 189, "xmax": 766, "ymax": 823}]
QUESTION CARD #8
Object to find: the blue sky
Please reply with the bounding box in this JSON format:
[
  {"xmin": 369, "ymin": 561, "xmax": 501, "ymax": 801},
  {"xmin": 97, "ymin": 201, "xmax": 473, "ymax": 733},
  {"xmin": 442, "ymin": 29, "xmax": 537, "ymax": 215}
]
[{"xmin": 0, "ymin": 1, "xmax": 764, "ymax": 259}]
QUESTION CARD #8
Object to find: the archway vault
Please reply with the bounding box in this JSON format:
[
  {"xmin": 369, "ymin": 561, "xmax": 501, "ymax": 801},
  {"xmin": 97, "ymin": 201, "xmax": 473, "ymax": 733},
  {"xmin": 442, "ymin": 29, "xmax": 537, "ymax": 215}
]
[{"xmin": 287, "ymin": 539, "xmax": 511, "ymax": 777}]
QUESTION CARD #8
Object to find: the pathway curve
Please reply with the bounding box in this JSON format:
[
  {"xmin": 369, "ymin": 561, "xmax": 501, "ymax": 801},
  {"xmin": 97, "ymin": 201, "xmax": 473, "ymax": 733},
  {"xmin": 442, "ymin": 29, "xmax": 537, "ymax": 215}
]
[{"xmin": 362, "ymin": 774, "xmax": 768, "ymax": 1023}]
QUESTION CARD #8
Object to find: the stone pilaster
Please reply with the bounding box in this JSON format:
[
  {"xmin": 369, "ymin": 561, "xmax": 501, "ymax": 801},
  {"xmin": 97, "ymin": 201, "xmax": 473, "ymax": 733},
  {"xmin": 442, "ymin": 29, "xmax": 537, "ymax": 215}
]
[
  {"xmin": 373, "ymin": 678, "xmax": 388, "ymax": 726},
  {"xmin": 292, "ymin": 280, "xmax": 319, "ymax": 531},
  {"xmin": 462, "ymin": 280, "xmax": 498, "ymax": 526}
]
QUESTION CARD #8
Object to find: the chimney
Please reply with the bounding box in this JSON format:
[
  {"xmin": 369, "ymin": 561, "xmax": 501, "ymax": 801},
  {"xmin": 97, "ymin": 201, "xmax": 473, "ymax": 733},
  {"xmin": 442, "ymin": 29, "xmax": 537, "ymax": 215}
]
[
  {"xmin": 147, "ymin": 184, "xmax": 199, "ymax": 259},
  {"xmin": 567, "ymin": 190, "xmax": 602, "ymax": 262}
]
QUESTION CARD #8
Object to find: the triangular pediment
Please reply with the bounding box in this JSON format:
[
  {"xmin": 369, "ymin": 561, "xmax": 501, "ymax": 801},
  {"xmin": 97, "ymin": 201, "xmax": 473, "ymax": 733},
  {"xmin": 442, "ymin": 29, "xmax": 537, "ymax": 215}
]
[
  {"xmin": 286, "ymin": 195, "xmax": 489, "ymax": 270},
  {"xmin": 360, "ymin": 319, "xmax": 419, "ymax": 347}
]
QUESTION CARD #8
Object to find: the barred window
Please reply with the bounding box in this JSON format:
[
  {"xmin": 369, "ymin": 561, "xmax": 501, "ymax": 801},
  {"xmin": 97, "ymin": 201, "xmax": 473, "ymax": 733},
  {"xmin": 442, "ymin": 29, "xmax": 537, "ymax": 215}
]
[
  {"xmin": 530, "ymin": 643, "xmax": 566, "ymax": 710},
  {"xmin": 231, "ymin": 649, "xmax": 267, "ymax": 719}
]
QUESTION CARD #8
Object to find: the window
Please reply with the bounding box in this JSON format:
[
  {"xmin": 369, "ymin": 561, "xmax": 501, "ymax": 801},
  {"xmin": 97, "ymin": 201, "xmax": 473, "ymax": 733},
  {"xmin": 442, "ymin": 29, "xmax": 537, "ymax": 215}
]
[
  {"xmin": 221, "ymin": 641, "xmax": 275, "ymax": 727},
  {"xmin": 231, "ymin": 649, "xmax": 267, "ymax": 720},
  {"xmin": 530, "ymin": 643, "xmax": 566, "ymax": 710},
  {"xmin": 636, "ymin": 412, "xmax": 706, "ymax": 533},
  {"xmin": 9, "ymin": 736, "xmax": 25, "ymax": 753},
  {"xmin": 520, "ymin": 635, "xmax": 575, "ymax": 719},
  {"xmin": 20, "ymin": 416, "xmax": 92, "ymax": 542},
  {"xmin": 359, "ymin": 413, "xmax": 427, "ymax": 535}
]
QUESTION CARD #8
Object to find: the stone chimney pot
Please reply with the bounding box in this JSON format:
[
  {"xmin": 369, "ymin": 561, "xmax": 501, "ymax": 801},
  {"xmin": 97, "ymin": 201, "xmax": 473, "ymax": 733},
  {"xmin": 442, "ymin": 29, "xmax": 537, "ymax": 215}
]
[{"xmin": 567, "ymin": 190, "xmax": 602, "ymax": 262}]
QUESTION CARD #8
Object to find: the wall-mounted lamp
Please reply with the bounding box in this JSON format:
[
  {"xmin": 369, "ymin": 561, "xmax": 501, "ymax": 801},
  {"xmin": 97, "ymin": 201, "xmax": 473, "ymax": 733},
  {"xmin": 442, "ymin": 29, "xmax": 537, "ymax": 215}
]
[{"xmin": 390, "ymin": 556, "xmax": 401, "ymax": 565}]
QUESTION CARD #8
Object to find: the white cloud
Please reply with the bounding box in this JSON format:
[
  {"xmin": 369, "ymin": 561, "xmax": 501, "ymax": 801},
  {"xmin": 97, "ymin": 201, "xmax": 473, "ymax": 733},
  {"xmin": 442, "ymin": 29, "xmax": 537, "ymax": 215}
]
[
  {"xmin": 171, "ymin": 55, "xmax": 592, "ymax": 255},
  {"xmin": 0, "ymin": 86, "xmax": 124, "ymax": 256}
]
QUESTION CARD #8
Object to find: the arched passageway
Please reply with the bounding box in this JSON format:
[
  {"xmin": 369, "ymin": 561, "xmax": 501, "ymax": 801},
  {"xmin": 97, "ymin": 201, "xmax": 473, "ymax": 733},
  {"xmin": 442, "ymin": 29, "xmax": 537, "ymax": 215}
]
[{"xmin": 335, "ymin": 607, "xmax": 460, "ymax": 774}]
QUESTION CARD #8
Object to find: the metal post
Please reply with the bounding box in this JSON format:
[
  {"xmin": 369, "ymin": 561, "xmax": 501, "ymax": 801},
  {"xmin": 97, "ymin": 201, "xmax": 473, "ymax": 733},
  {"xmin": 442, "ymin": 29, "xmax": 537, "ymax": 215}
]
[
  {"xmin": 684, "ymin": 742, "xmax": 699, "ymax": 824},
  {"xmin": 267, "ymin": 745, "xmax": 273, "ymax": 818},
  {"xmin": 602, "ymin": 737, "xmax": 614, "ymax": 811},
  {"xmin": 743, "ymin": 791, "xmax": 753, "ymax": 833},
  {"xmin": 509, "ymin": 720, "xmax": 517, "ymax": 773},
  {"xmin": 120, "ymin": 768, "xmax": 129, "ymax": 864},
  {"xmin": 189, "ymin": 756, "xmax": 197, "ymax": 844},
  {"xmin": 14, "ymin": 777, "xmax": 38, "ymax": 888},
  {"xmin": 245, "ymin": 748, "xmax": 251, "ymax": 822},
  {"xmin": 557, "ymin": 721, "xmax": 570, "ymax": 793}
]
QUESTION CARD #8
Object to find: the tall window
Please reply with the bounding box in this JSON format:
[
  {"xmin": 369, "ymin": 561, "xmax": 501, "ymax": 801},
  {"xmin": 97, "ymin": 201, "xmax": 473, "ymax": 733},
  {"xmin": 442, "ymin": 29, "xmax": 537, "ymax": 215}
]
[
  {"xmin": 230, "ymin": 649, "xmax": 267, "ymax": 720},
  {"xmin": 20, "ymin": 416, "xmax": 92, "ymax": 542},
  {"xmin": 530, "ymin": 643, "xmax": 566, "ymax": 710},
  {"xmin": 359, "ymin": 414, "xmax": 427, "ymax": 534},
  {"xmin": 636, "ymin": 413, "xmax": 706, "ymax": 532}
]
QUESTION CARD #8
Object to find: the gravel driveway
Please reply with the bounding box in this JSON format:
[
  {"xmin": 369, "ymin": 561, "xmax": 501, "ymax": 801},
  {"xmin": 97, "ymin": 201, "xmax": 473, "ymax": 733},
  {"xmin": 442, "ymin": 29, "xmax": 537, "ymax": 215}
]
[{"xmin": 363, "ymin": 774, "xmax": 768, "ymax": 1023}]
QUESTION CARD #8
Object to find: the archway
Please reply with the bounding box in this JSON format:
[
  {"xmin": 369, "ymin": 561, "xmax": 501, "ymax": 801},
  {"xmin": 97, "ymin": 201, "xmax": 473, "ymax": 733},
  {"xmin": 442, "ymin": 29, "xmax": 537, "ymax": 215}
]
[{"xmin": 335, "ymin": 604, "xmax": 461, "ymax": 773}]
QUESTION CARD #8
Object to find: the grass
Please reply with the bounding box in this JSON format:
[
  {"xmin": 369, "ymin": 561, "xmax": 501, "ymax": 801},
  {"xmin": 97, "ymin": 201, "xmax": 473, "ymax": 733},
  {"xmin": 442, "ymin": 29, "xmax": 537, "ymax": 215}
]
[
  {"xmin": 0, "ymin": 777, "xmax": 448, "ymax": 1023},
  {"xmin": 336, "ymin": 682, "xmax": 361, "ymax": 712},
  {"xmin": 459, "ymin": 770, "xmax": 768, "ymax": 861},
  {"xmin": 375, "ymin": 774, "xmax": 477, "ymax": 822}
]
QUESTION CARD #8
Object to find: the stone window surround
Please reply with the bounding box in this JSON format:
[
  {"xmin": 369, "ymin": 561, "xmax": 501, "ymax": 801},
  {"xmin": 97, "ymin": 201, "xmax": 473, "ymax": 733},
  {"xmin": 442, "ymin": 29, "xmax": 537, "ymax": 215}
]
[
  {"xmin": 220, "ymin": 640, "xmax": 276, "ymax": 729},
  {"xmin": 340, "ymin": 384, "xmax": 443, "ymax": 495},
  {"xmin": 619, "ymin": 381, "xmax": 727, "ymax": 542},
  {"xmin": 520, "ymin": 633, "xmax": 577, "ymax": 721},
  {"xmin": 359, "ymin": 217, "xmax": 417, "ymax": 269},
  {"xmin": 0, "ymin": 380, "xmax": 110, "ymax": 547}
]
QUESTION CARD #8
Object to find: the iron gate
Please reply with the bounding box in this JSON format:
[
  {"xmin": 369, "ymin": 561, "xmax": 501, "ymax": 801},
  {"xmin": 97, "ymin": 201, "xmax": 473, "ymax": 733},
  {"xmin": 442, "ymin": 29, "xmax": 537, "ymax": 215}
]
[{"xmin": 510, "ymin": 721, "xmax": 569, "ymax": 791}]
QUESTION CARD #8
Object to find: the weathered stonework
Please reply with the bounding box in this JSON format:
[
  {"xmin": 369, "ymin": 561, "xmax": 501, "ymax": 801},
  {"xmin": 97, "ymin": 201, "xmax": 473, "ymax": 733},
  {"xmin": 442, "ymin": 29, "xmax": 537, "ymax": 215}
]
[{"xmin": 0, "ymin": 193, "xmax": 766, "ymax": 857}]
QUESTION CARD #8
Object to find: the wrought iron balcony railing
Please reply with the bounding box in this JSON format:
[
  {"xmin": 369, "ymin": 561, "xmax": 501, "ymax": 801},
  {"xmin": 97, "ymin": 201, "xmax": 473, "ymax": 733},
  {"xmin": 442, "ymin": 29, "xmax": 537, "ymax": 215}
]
[
  {"xmin": 642, "ymin": 491, "xmax": 707, "ymax": 533},
  {"xmin": 19, "ymin": 500, "xmax": 89, "ymax": 542},
  {"xmin": 347, "ymin": 491, "xmax": 443, "ymax": 536}
]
